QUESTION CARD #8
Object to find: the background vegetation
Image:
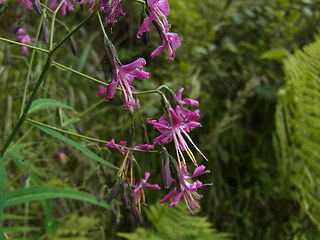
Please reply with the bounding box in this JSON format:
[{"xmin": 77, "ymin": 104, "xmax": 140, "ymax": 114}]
[{"xmin": 0, "ymin": 0, "xmax": 320, "ymax": 239}]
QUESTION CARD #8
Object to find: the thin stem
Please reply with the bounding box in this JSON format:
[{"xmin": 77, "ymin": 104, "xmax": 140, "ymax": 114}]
[
  {"xmin": 20, "ymin": 15, "xmax": 45, "ymax": 117},
  {"xmin": 51, "ymin": 61, "xmax": 108, "ymax": 86},
  {"xmin": 97, "ymin": 12, "xmax": 110, "ymax": 41},
  {"xmin": 51, "ymin": 12, "xmax": 96, "ymax": 54},
  {"xmin": 40, "ymin": 3, "xmax": 54, "ymax": 13},
  {"xmin": 0, "ymin": 57, "xmax": 52, "ymax": 159},
  {"xmin": 0, "ymin": 37, "xmax": 49, "ymax": 54},
  {"xmin": 49, "ymin": 0, "xmax": 66, "ymax": 50},
  {"xmin": 26, "ymin": 118, "xmax": 158, "ymax": 153},
  {"xmin": 133, "ymin": 89, "xmax": 162, "ymax": 95}
]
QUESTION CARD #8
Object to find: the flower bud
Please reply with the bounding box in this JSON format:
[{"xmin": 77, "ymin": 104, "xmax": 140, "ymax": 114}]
[
  {"xmin": 141, "ymin": 124, "xmax": 150, "ymax": 145},
  {"xmin": 42, "ymin": 18, "xmax": 49, "ymax": 44},
  {"xmin": 98, "ymin": 185, "xmax": 106, "ymax": 202},
  {"xmin": 161, "ymin": 148, "xmax": 171, "ymax": 188},
  {"xmin": 31, "ymin": 0, "xmax": 42, "ymax": 14},
  {"xmin": 69, "ymin": 37, "xmax": 77, "ymax": 55},
  {"xmin": 121, "ymin": 184, "xmax": 128, "ymax": 209},
  {"xmin": 169, "ymin": 156, "xmax": 182, "ymax": 192},
  {"xmin": 6, "ymin": 46, "xmax": 13, "ymax": 65},
  {"xmin": 131, "ymin": 203, "xmax": 142, "ymax": 223},
  {"xmin": 107, "ymin": 179, "xmax": 121, "ymax": 204}
]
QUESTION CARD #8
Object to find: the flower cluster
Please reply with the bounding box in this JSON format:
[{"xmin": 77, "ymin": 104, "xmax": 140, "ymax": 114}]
[
  {"xmin": 16, "ymin": 28, "xmax": 35, "ymax": 56},
  {"xmin": 137, "ymin": 0, "xmax": 181, "ymax": 61},
  {"xmin": 15, "ymin": 0, "xmax": 211, "ymax": 220},
  {"xmin": 148, "ymin": 88, "xmax": 208, "ymax": 168},
  {"xmin": 160, "ymin": 163, "xmax": 212, "ymax": 214}
]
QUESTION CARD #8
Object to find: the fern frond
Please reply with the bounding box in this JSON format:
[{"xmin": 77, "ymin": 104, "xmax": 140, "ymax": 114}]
[
  {"xmin": 117, "ymin": 203, "xmax": 231, "ymax": 240},
  {"xmin": 275, "ymin": 36, "xmax": 320, "ymax": 234}
]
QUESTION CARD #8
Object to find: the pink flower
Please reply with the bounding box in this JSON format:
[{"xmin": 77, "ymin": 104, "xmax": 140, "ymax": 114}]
[
  {"xmin": 16, "ymin": 28, "xmax": 35, "ymax": 56},
  {"xmin": 128, "ymin": 172, "xmax": 160, "ymax": 210},
  {"xmin": 79, "ymin": 0, "xmax": 125, "ymax": 23},
  {"xmin": 18, "ymin": 0, "xmax": 33, "ymax": 9},
  {"xmin": 106, "ymin": 139, "xmax": 154, "ymax": 152},
  {"xmin": 160, "ymin": 163, "xmax": 212, "ymax": 214},
  {"xmin": 148, "ymin": 107, "xmax": 207, "ymax": 167},
  {"xmin": 137, "ymin": 0, "xmax": 181, "ymax": 61},
  {"xmin": 49, "ymin": 0, "xmax": 75, "ymax": 16},
  {"xmin": 96, "ymin": 58, "xmax": 149, "ymax": 111}
]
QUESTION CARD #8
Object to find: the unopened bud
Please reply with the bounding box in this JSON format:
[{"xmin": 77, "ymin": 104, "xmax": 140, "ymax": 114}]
[
  {"xmin": 42, "ymin": 18, "xmax": 49, "ymax": 44},
  {"xmin": 121, "ymin": 184, "xmax": 128, "ymax": 209},
  {"xmin": 161, "ymin": 148, "xmax": 171, "ymax": 188},
  {"xmin": 31, "ymin": 0, "xmax": 42, "ymax": 14},
  {"xmin": 107, "ymin": 179, "xmax": 121, "ymax": 204},
  {"xmin": 98, "ymin": 185, "xmax": 106, "ymax": 202},
  {"xmin": 170, "ymin": 156, "xmax": 182, "ymax": 192},
  {"xmin": 141, "ymin": 124, "xmax": 149, "ymax": 145},
  {"xmin": 69, "ymin": 37, "xmax": 77, "ymax": 55},
  {"xmin": 142, "ymin": 32, "xmax": 150, "ymax": 46},
  {"xmin": 131, "ymin": 203, "xmax": 142, "ymax": 223},
  {"xmin": 6, "ymin": 46, "xmax": 13, "ymax": 65}
]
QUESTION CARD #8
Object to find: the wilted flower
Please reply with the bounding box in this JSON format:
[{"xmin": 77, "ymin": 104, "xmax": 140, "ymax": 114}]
[
  {"xmin": 137, "ymin": 0, "xmax": 181, "ymax": 61},
  {"xmin": 79, "ymin": 0, "xmax": 125, "ymax": 23},
  {"xmin": 148, "ymin": 107, "xmax": 207, "ymax": 168},
  {"xmin": 96, "ymin": 55, "xmax": 149, "ymax": 112},
  {"xmin": 160, "ymin": 163, "xmax": 212, "ymax": 214},
  {"xmin": 16, "ymin": 28, "xmax": 35, "ymax": 56},
  {"xmin": 128, "ymin": 172, "xmax": 160, "ymax": 211}
]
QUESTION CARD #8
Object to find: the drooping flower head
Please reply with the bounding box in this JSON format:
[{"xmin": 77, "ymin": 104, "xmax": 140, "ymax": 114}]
[
  {"xmin": 49, "ymin": 0, "xmax": 75, "ymax": 16},
  {"xmin": 137, "ymin": 0, "xmax": 181, "ymax": 61},
  {"xmin": 16, "ymin": 28, "xmax": 35, "ymax": 56},
  {"xmin": 79, "ymin": 0, "xmax": 125, "ymax": 23},
  {"xmin": 96, "ymin": 44, "xmax": 149, "ymax": 112},
  {"xmin": 148, "ymin": 107, "xmax": 207, "ymax": 168},
  {"xmin": 127, "ymin": 172, "xmax": 160, "ymax": 211},
  {"xmin": 160, "ymin": 163, "xmax": 212, "ymax": 214}
]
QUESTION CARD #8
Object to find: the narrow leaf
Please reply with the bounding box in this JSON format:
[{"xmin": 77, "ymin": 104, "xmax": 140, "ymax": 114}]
[
  {"xmin": 28, "ymin": 98, "xmax": 73, "ymax": 114},
  {"xmin": 29, "ymin": 121, "xmax": 118, "ymax": 170},
  {"xmin": 5, "ymin": 186, "xmax": 109, "ymax": 209}
]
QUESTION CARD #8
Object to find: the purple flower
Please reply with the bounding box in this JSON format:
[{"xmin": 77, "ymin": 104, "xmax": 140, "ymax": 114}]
[
  {"xmin": 137, "ymin": 0, "xmax": 181, "ymax": 61},
  {"xmin": 49, "ymin": 0, "xmax": 75, "ymax": 16},
  {"xmin": 96, "ymin": 58, "xmax": 149, "ymax": 111},
  {"xmin": 148, "ymin": 107, "xmax": 207, "ymax": 167},
  {"xmin": 128, "ymin": 172, "xmax": 160, "ymax": 210},
  {"xmin": 79, "ymin": 0, "xmax": 125, "ymax": 23},
  {"xmin": 18, "ymin": 0, "xmax": 33, "ymax": 9},
  {"xmin": 106, "ymin": 139, "xmax": 154, "ymax": 153},
  {"xmin": 160, "ymin": 163, "xmax": 212, "ymax": 214},
  {"xmin": 16, "ymin": 28, "xmax": 35, "ymax": 56}
]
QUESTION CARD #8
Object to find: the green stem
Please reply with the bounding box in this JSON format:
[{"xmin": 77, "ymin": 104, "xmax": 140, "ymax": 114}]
[
  {"xmin": 26, "ymin": 118, "xmax": 158, "ymax": 153},
  {"xmin": 51, "ymin": 61, "xmax": 108, "ymax": 86},
  {"xmin": 133, "ymin": 89, "xmax": 162, "ymax": 95},
  {"xmin": 51, "ymin": 12, "xmax": 96, "ymax": 54},
  {"xmin": 40, "ymin": 2, "xmax": 54, "ymax": 13},
  {"xmin": 20, "ymin": 15, "xmax": 45, "ymax": 117},
  {"xmin": 0, "ymin": 57, "xmax": 52, "ymax": 159},
  {"xmin": 97, "ymin": 12, "xmax": 110, "ymax": 41},
  {"xmin": 49, "ymin": 0, "xmax": 66, "ymax": 50},
  {"xmin": 0, "ymin": 37, "xmax": 49, "ymax": 54}
]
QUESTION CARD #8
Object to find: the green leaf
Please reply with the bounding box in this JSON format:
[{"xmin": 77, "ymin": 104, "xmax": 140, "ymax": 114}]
[
  {"xmin": 0, "ymin": 161, "xmax": 6, "ymax": 219},
  {"xmin": 5, "ymin": 186, "xmax": 109, "ymax": 209},
  {"xmin": 28, "ymin": 98, "xmax": 73, "ymax": 114},
  {"xmin": 29, "ymin": 121, "xmax": 118, "ymax": 170}
]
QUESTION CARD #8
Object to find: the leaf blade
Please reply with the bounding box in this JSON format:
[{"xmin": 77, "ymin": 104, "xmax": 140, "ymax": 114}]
[{"xmin": 28, "ymin": 98, "xmax": 73, "ymax": 114}]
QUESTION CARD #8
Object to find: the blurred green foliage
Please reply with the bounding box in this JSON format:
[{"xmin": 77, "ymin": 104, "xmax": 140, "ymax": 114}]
[{"xmin": 0, "ymin": 0, "xmax": 320, "ymax": 239}]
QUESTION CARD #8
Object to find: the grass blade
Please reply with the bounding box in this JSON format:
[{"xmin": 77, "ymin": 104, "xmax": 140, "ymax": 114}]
[{"xmin": 5, "ymin": 186, "xmax": 109, "ymax": 209}]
